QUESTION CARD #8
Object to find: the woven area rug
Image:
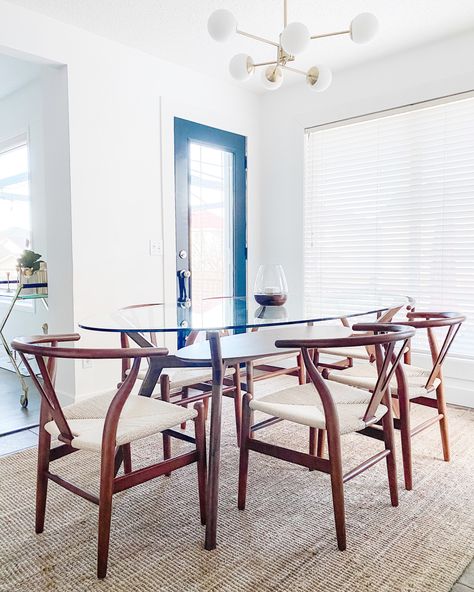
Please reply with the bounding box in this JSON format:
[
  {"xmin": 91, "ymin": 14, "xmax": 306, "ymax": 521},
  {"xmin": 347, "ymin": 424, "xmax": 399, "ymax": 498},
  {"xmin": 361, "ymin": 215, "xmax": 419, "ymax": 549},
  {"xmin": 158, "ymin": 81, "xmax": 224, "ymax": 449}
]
[{"xmin": 0, "ymin": 376, "xmax": 473, "ymax": 592}]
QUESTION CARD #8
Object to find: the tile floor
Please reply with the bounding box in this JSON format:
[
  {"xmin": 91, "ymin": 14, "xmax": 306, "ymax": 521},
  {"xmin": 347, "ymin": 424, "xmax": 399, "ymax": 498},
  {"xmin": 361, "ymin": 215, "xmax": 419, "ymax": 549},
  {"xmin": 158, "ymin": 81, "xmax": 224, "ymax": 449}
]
[{"xmin": 0, "ymin": 367, "xmax": 39, "ymax": 435}]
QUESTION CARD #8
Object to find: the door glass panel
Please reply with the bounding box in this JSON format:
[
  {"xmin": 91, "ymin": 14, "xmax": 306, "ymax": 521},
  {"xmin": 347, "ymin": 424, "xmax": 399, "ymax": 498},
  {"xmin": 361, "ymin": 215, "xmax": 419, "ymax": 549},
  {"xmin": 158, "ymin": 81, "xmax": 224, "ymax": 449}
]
[{"xmin": 188, "ymin": 141, "xmax": 234, "ymax": 303}]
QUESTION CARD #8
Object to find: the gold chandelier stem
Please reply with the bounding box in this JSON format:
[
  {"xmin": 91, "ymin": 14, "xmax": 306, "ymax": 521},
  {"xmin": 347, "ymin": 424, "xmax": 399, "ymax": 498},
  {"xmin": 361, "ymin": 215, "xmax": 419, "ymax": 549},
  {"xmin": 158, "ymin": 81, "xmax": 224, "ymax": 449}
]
[
  {"xmin": 236, "ymin": 29, "xmax": 279, "ymax": 47},
  {"xmin": 284, "ymin": 0, "xmax": 288, "ymax": 27},
  {"xmin": 310, "ymin": 29, "xmax": 350, "ymax": 40}
]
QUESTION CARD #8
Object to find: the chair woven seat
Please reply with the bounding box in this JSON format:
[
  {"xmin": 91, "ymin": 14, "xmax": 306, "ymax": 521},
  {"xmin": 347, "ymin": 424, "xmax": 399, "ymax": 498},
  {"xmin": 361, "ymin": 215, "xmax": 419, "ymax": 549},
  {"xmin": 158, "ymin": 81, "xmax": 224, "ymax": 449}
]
[
  {"xmin": 318, "ymin": 346, "xmax": 371, "ymax": 360},
  {"xmin": 127, "ymin": 366, "xmax": 235, "ymax": 393},
  {"xmin": 253, "ymin": 353, "xmax": 299, "ymax": 366},
  {"xmin": 45, "ymin": 390, "xmax": 197, "ymax": 452},
  {"xmin": 250, "ymin": 381, "xmax": 387, "ymax": 435},
  {"xmin": 327, "ymin": 363, "xmax": 440, "ymax": 398}
]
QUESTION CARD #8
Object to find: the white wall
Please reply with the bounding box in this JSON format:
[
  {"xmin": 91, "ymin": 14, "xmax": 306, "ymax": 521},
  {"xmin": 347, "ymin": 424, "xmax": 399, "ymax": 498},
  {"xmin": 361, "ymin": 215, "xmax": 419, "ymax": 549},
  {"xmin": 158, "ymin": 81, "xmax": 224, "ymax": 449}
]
[
  {"xmin": 0, "ymin": 0, "xmax": 262, "ymax": 400},
  {"xmin": 0, "ymin": 64, "xmax": 75, "ymax": 397},
  {"xmin": 258, "ymin": 31, "xmax": 474, "ymax": 406}
]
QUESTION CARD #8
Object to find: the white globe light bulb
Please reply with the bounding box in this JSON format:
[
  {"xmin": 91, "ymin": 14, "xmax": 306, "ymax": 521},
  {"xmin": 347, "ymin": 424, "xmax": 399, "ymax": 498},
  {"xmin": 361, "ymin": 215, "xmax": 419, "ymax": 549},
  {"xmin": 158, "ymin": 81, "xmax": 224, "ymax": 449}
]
[
  {"xmin": 280, "ymin": 22, "xmax": 310, "ymax": 55},
  {"xmin": 229, "ymin": 54, "xmax": 254, "ymax": 81},
  {"xmin": 350, "ymin": 13, "xmax": 379, "ymax": 44},
  {"xmin": 261, "ymin": 65, "xmax": 283, "ymax": 90},
  {"xmin": 208, "ymin": 9, "xmax": 237, "ymax": 42},
  {"xmin": 306, "ymin": 65, "xmax": 332, "ymax": 92}
]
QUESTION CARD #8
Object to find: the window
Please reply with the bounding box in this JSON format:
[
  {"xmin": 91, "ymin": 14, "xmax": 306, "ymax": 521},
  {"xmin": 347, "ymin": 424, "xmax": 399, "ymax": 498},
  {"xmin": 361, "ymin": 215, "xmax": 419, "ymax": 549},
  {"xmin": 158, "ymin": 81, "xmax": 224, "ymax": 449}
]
[
  {"xmin": 0, "ymin": 136, "xmax": 31, "ymax": 276},
  {"xmin": 304, "ymin": 94, "xmax": 474, "ymax": 358},
  {"xmin": 188, "ymin": 141, "xmax": 234, "ymax": 302}
]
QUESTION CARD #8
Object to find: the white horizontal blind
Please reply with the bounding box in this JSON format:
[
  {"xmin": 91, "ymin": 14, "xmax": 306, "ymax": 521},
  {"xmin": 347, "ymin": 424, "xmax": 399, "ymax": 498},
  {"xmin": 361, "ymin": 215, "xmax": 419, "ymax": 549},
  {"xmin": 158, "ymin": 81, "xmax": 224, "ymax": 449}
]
[{"xmin": 304, "ymin": 95, "xmax": 474, "ymax": 358}]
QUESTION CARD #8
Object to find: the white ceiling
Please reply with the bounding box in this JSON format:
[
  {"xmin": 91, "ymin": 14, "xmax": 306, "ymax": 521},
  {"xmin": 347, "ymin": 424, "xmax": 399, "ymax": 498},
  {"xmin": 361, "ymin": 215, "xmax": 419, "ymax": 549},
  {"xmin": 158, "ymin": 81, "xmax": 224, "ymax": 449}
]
[
  {"xmin": 5, "ymin": 0, "xmax": 474, "ymax": 92},
  {"xmin": 0, "ymin": 53, "xmax": 42, "ymax": 99}
]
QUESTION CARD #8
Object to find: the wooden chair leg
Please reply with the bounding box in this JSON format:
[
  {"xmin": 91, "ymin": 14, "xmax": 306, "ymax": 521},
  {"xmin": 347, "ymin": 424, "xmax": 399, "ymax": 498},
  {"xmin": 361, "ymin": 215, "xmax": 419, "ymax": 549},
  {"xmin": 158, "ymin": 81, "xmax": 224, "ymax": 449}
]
[
  {"xmin": 180, "ymin": 387, "xmax": 189, "ymax": 430},
  {"xmin": 327, "ymin": 430, "xmax": 346, "ymax": 551},
  {"xmin": 35, "ymin": 418, "xmax": 51, "ymax": 534},
  {"xmin": 381, "ymin": 397, "xmax": 399, "ymax": 507},
  {"xmin": 194, "ymin": 402, "xmax": 207, "ymax": 525},
  {"xmin": 97, "ymin": 443, "xmax": 115, "ymax": 579},
  {"xmin": 309, "ymin": 427, "xmax": 317, "ymax": 471},
  {"xmin": 122, "ymin": 443, "xmax": 132, "ymax": 474},
  {"xmin": 161, "ymin": 375, "xmax": 172, "ymax": 476},
  {"xmin": 309, "ymin": 427, "xmax": 317, "ymax": 454},
  {"xmin": 297, "ymin": 353, "xmax": 305, "ymax": 385},
  {"xmin": 398, "ymin": 384, "xmax": 413, "ymax": 491},
  {"xmin": 203, "ymin": 397, "xmax": 210, "ymax": 420},
  {"xmin": 435, "ymin": 381, "xmax": 450, "ymax": 461},
  {"xmin": 233, "ymin": 365, "xmax": 243, "ymax": 445},
  {"xmin": 317, "ymin": 429, "xmax": 326, "ymax": 458},
  {"xmin": 238, "ymin": 393, "xmax": 253, "ymax": 510}
]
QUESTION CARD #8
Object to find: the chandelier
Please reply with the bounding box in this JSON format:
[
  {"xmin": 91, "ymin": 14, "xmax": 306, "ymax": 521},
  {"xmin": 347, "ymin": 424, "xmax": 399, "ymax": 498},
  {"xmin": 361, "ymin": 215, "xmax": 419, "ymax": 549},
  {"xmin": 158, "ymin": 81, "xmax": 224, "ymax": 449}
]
[{"xmin": 207, "ymin": 1, "xmax": 378, "ymax": 91}]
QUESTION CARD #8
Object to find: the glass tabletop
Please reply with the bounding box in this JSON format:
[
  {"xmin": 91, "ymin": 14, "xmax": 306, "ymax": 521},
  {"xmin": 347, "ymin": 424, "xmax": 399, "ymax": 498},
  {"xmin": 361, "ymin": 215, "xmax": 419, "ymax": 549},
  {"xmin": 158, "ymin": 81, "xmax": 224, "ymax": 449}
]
[{"xmin": 79, "ymin": 293, "xmax": 412, "ymax": 334}]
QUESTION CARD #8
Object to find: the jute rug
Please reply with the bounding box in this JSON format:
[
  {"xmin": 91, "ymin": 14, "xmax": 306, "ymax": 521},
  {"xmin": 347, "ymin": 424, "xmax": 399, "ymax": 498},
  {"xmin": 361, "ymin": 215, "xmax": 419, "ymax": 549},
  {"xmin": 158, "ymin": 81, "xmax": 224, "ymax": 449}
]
[{"xmin": 0, "ymin": 376, "xmax": 473, "ymax": 592}]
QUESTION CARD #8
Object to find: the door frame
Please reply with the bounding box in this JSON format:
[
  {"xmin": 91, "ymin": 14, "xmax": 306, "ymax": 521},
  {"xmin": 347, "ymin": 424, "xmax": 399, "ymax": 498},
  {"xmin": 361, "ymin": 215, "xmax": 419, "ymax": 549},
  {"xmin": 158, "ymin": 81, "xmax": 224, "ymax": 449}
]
[{"xmin": 174, "ymin": 117, "xmax": 247, "ymax": 304}]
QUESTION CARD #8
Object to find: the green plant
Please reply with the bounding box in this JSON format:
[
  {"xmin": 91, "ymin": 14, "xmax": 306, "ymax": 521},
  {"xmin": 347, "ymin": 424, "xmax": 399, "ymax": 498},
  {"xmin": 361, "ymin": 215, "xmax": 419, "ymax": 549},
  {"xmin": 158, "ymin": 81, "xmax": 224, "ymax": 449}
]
[{"xmin": 17, "ymin": 249, "xmax": 43, "ymax": 273}]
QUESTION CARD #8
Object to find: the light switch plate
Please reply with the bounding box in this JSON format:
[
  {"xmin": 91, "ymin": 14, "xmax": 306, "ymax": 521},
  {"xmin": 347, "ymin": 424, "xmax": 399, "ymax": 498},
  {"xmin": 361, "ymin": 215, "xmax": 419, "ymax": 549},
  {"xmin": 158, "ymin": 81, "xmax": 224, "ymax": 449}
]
[{"xmin": 149, "ymin": 239, "xmax": 163, "ymax": 257}]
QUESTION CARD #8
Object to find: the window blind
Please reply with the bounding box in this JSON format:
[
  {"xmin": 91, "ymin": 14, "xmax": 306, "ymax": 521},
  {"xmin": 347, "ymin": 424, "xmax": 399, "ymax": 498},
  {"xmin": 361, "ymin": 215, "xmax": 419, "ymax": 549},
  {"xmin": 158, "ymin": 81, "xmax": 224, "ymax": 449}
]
[{"xmin": 304, "ymin": 94, "xmax": 474, "ymax": 358}]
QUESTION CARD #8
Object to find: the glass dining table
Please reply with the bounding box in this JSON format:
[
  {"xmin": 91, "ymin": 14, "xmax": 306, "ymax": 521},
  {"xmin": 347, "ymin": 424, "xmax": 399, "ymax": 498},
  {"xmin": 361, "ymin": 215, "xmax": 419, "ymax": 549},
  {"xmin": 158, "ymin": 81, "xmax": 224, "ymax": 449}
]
[{"xmin": 79, "ymin": 293, "xmax": 412, "ymax": 551}]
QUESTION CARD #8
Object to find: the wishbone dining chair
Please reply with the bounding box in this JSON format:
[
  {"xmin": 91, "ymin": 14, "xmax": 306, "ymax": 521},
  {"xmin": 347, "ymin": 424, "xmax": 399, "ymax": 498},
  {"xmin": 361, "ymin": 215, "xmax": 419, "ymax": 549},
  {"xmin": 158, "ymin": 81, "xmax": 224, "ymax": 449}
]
[
  {"xmin": 11, "ymin": 334, "xmax": 207, "ymax": 579},
  {"xmin": 238, "ymin": 323, "xmax": 415, "ymax": 551},
  {"xmin": 323, "ymin": 312, "xmax": 465, "ymax": 490},
  {"xmin": 306, "ymin": 302, "xmax": 413, "ymax": 460},
  {"xmin": 119, "ymin": 303, "xmax": 242, "ymax": 443},
  {"xmin": 318, "ymin": 300, "xmax": 414, "ymax": 371}
]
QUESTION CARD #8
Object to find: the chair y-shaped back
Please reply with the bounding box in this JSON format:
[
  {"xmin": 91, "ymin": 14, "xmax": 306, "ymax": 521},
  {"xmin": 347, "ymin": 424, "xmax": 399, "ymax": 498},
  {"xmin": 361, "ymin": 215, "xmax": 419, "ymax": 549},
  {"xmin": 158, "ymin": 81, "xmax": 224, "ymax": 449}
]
[
  {"xmin": 318, "ymin": 301, "xmax": 414, "ymax": 370},
  {"xmin": 403, "ymin": 311, "xmax": 464, "ymax": 388}
]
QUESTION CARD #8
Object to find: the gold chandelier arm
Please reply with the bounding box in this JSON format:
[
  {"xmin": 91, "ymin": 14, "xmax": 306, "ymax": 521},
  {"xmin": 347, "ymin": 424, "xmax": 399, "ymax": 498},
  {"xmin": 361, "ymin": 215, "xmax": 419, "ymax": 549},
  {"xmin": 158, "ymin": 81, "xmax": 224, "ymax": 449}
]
[
  {"xmin": 254, "ymin": 60, "xmax": 279, "ymax": 68},
  {"xmin": 310, "ymin": 29, "xmax": 350, "ymax": 40},
  {"xmin": 281, "ymin": 64, "xmax": 306, "ymax": 76},
  {"xmin": 236, "ymin": 29, "xmax": 280, "ymax": 47}
]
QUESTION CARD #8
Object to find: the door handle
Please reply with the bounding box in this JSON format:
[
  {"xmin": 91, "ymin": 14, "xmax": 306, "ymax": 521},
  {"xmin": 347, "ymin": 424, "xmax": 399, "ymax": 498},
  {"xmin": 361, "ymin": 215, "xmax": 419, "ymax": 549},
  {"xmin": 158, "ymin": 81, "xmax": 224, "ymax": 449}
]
[{"xmin": 177, "ymin": 269, "xmax": 191, "ymax": 307}]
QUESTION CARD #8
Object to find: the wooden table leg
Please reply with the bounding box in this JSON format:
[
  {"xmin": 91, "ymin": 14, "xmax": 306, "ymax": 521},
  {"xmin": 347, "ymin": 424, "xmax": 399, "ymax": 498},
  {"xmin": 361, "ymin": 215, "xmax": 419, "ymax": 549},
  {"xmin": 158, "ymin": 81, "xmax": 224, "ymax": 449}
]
[
  {"xmin": 205, "ymin": 331, "xmax": 224, "ymax": 551},
  {"xmin": 125, "ymin": 332, "xmax": 164, "ymax": 398}
]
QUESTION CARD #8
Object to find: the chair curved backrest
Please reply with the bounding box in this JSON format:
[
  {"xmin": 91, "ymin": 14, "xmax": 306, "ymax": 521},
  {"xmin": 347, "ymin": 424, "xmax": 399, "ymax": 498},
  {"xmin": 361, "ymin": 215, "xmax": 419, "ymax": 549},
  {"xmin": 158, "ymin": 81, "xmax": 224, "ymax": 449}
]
[
  {"xmin": 275, "ymin": 323, "xmax": 416, "ymax": 432},
  {"xmin": 11, "ymin": 334, "xmax": 168, "ymax": 447},
  {"xmin": 398, "ymin": 312, "xmax": 465, "ymax": 389},
  {"xmin": 339, "ymin": 297, "xmax": 416, "ymax": 361}
]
